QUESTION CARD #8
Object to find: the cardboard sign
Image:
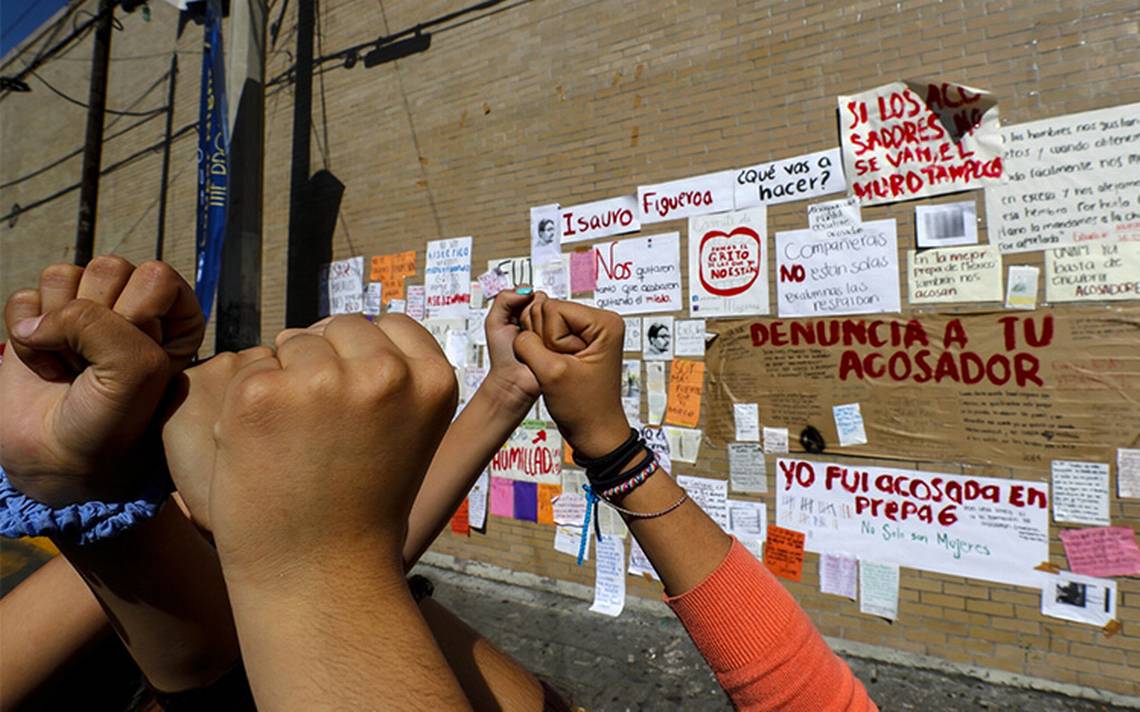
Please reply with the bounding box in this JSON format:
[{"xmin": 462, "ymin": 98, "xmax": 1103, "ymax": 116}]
[
  {"xmin": 370, "ymin": 250, "xmax": 416, "ymax": 303},
  {"xmin": 735, "ymin": 148, "xmax": 846, "ymax": 208},
  {"xmin": 594, "ymin": 233, "xmax": 682, "ymax": 314},
  {"xmin": 985, "ymin": 102, "xmax": 1140, "ymax": 253},
  {"xmin": 665, "ymin": 359, "xmax": 704, "ymax": 428},
  {"xmin": 1045, "ymin": 243, "xmax": 1140, "ymax": 302},
  {"xmin": 489, "ymin": 423, "xmax": 562, "ymax": 485},
  {"xmin": 775, "ymin": 219, "xmax": 901, "ymax": 317},
  {"xmin": 561, "ymin": 195, "xmax": 641, "ymax": 244},
  {"xmin": 425, "ymin": 237, "xmax": 472, "ymax": 318},
  {"xmin": 689, "ymin": 207, "xmax": 770, "ymax": 317},
  {"xmin": 764, "ymin": 524, "xmax": 805, "ymax": 581},
  {"xmin": 704, "ymin": 308, "xmax": 1140, "ymax": 469},
  {"xmin": 838, "ymin": 80, "xmax": 1003, "ymax": 205},
  {"xmin": 637, "ymin": 170, "xmax": 736, "ymax": 224}
]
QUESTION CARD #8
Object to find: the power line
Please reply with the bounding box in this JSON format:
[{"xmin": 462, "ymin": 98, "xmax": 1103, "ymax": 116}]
[
  {"xmin": 0, "ymin": 0, "xmax": 114, "ymax": 101},
  {"xmin": 29, "ymin": 68, "xmax": 167, "ymax": 116}
]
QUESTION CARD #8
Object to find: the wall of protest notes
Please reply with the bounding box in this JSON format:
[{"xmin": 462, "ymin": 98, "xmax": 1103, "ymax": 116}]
[{"xmin": 307, "ymin": 14, "xmax": 1139, "ymax": 697}]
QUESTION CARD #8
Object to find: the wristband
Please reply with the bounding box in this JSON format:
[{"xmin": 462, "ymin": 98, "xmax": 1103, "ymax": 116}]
[{"xmin": 0, "ymin": 466, "xmax": 169, "ymax": 546}]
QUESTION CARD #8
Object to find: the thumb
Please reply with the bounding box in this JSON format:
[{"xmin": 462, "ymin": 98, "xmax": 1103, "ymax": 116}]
[
  {"xmin": 512, "ymin": 330, "xmax": 569, "ymax": 386},
  {"xmin": 13, "ymin": 300, "xmax": 171, "ymax": 430}
]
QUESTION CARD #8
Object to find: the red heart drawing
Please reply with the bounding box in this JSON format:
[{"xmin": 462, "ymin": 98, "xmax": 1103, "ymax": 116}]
[{"xmin": 699, "ymin": 227, "xmax": 761, "ymax": 297}]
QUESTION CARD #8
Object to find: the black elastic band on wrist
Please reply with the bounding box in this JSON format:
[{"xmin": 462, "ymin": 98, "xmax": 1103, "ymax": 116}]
[
  {"xmin": 590, "ymin": 447, "xmax": 655, "ymax": 491},
  {"xmin": 572, "ymin": 428, "xmax": 639, "ymax": 471}
]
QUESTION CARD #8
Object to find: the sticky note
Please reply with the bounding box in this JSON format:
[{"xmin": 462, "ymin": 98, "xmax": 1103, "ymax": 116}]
[
  {"xmin": 763, "ymin": 524, "xmax": 805, "ymax": 582},
  {"xmin": 664, "ymin": 359, "xmax": 704, "ymax": 428}
]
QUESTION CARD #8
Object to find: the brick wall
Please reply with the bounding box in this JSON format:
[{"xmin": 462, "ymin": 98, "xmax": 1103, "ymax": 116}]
[{"xmin": 2, "ymin": 0, "xmax": 1138, "ymax": 698}]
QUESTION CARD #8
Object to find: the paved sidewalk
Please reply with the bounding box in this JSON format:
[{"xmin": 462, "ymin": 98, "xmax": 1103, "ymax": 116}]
[{"xmin": 419, "ymin": 564, "xmax": 1133, "ymax": 712}]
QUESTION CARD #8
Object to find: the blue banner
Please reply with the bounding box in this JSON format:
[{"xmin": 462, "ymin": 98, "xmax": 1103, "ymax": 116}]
[{"xmin": 194, "ymin": 0, "xmax": 229, "ymax": 321}]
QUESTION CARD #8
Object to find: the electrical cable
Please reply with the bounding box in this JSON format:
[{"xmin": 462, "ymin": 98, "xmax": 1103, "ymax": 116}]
[{"xmin": 30, "ymin": 69, "xmax": 168, "ymax": 116}]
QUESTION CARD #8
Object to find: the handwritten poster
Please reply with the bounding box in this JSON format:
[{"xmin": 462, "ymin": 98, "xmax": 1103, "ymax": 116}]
[
  {"xmin": 553, "ymin": 492, "xmax": 587, "ymax": 526},
  {"xmin": 534, "ymin": 258, "xmax": 569, "ymax": 299},
  {"xmin": 775, "ymin": 457, "xmax": 1050, "ymax": 586},
  {"xmin": 808, "ymin": 198, "xmax": 862, "ymax": 235},
  {"xmin": 677, "ymin": 475, "xmax": 729, "ymax": 529},
  {"xmin": 589, "ymin": 536, "xmax": 626, "ymax": 617},
  {"xmin": 665, "ymin": 359, "xmax": 704, "ymax": 428},
  {"xmin": 734, "ymin": 403, "xmax": 760, "ymax": 442},
  {"xmin": 477, "ymin": 268, "xmax": 509, "ymax": 300},
  {"xmin": 775, "ymin": 219, "xmax": 901, "ymax": 317},
  {"xmin": 468, "ymin": 470, "xmax": 490, "ymax": 530},
  {"xmin": 328, "ymin": 256, "xmax": 364, "ymax": 315},
  {"xmin": 363, "ymin": 282, "xmax": 382, "ymax": 316},
  {"xmin": 728, "ymin": 499, "xmax": 767, "ymax": 559},
  {"xmin": 623, "ymin": 317, "xmax": 643, "ymax": 352},
  {"xmin": 859, "ymin": 561, "xmax": 900, "ymax": 620},
  {"xmin": 728, "ymin": 443, "xmax": 767, "ymax": 494},
  {"xmin": 764, "ymin": 524, "xmax": 805, "ymax": 581},
  {"xmin": 915, "ymin": 201, "xmax": 978, "ymax": 248},
  {"xmin": 735, "ymin": 148, "xmax": 846, "ymax": 208},
  {"xmin": 370, "ymin": 250, "xmax": 417, "ymax": 303},
  {"xmin": 489, "ymin": 423, "xmax": 562, "ymax": 485},
  {"xmin": 638, "ymin": 170, "xmax": 735, "ymax": 224},
  {"xmin": 832, "ymin": 403, "xmax": 868, "ymax": 447},
  {"xmin": 646, "ymin": 362, "xmax": 667, "ymax": 424},
  {"xmin": 763, "ymin": 427, "xmax": 789, "ymax": 455},
  {"xmin": 487, "ymin": 256, "xmax": 531, "ymax": 290},
  {"xmin": 985, "ymin": 102, "xmax": 1140, "ymax": 253},
  {"xmin": 1006, "ymin": 265, "xmax": 1040, "ymax": 310},
  {"xmin": 561, "ymin": 195, "xmax": 641, "ymax": 244},
  {"xmin": 1040, "ymin": 571, "xmax": 1116, "ymax": 627},
  {"xmin": 820, "ymin": 552, "xmax": 858, "ymax": 599},
  {"xmin": 555, "ymin": 524, "xmax": 590, "ymax": 560},
  {"xmin": 594, "ymin": 233, "xmax": 682, "ymax": 314},
  {"xmin": 640, "ymin": 425, "xmax": 672, "ymax": 476},
  {"xmin": 1059, "ymin": 527, "xmax": 1140, "ymax": 577},
  {"xmin": 908, "ymin": 245, "xmax": 1003, "ymax": 304},
  {"xmin": 839, "ymin": 80, "xmax": 1003, "ymax": 205},
  {"xmin": 689, "ymin": 207, "xmax": 770, "ymax": 317},
  {"xmin": 425, "ymin": 237, "xmax": 472, "ymax": 318},
  {"xmin": 1051, "ymin": 460, "xmax": 1110, "ymax": 526},
  {"xmin": 405, "ymin": 285, "xmax": 425, "ymax": 321},
  {"xmin": 1045, "ymin": 243, "xmax": 1140, "ymax": 302},
  {"xmin": 674, "ymin": 319, "xmax": 706, "ymax": 357},
  {"xmin": 1120, "ymin": 448, "xmax": 1140, "ymax": 499}
]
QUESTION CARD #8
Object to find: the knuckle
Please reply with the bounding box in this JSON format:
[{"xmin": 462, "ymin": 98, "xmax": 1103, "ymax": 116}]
[
  {"xmin": 302, "ymin": 361, "xmax": 344, "ymax": 398},
  {"xmin": 240, "ymin": 346, "xmax": 274, "ymax": 362},
  {"xmin": 134, "ymin": 260, "xmax": 179, "ymax": 290},
  {"xmin": 40, "ymin": 263, "xmax": 82, "ymax": 288},
  {"xmin": 87, "ymin": 255, "xmax": 133, "ymax": 276},
  {"xmin": 231, "ymin": 372, "xmax": 280, "ymax": 416}
]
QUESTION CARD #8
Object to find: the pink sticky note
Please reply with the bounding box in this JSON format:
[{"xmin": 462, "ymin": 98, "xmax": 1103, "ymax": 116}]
[
  {"xmin": 1060, "ymin": 526, "xmax": 1140, "ymax": 577},
  {"xmin": 490, "ymin": 477, "xmax": 515, "ymax": 518},
  {"xmin": 569, "ymin": 251, "xmax": 597, "ymax": 293}
]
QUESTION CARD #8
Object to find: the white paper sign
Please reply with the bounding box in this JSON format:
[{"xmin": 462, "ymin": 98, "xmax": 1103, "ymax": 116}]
[
  {"xmin": 405, "ymin": 285, "xmax": 425, "ymax": 321},
  {"xmin": 907, "ymin": 245, "xmax": 1003, "ymax": 304},
  {"xmin": 530, "ymin": 203, "xmax": 562, "ymax": 264},
  {"xmin": 555, "ymin": 524, "xmax": 589, "ymax": 560},
  {"xmin": 589, "ymin": 536, "xmax": 626, "ymax": 617},
  {"xmin": 646, "ymin": 362, "xmax": 667, "ymax": 425},
  {"xmin": 776, "ymin": 457, "xmax": 1050, "ymax": 586},
  {"xmin": 820, "ymin": 552, "xmax": 858, "ymax": 599},
  {"xmin": 363, "ymin": 281, "xmax": 383, "ymax": 316},
  {"xmin": 664, "ymin": 426, "xmax": 702, "ymax": 464},
  {"xmin": 425, "ymin": 237, "xmax": 473, "ymax": 318},
  {"xmin": 859, "ymin": 560, "xmax": 900, "ymax": 620},
  {"xmin": 1045, "ymin": 243, "xmax": 1140, "ymax": 303},
  {"xmin": 832, "ymin": 403, "xmax": 868, "ymax": 446},
  {"xmin": 808, "ymin": 198, "xmax": 862, "ymax": 235},
  {"xmin": 1119, "ymin": 448, "xmax": 1140, "ymax": 499},
  {"xmin": 477, "ymin": 268, "xmax": 509, "ymax": 299},
  {"xmin": 468, "ymin": 470, "xmax": 490, "ymax": 530},
  {"xmin": 728, "ymin": 499, "xmax": 767, "ymax": 541},
  {"xmin": 623, "ymin": 317, "xmax": 643, "ymax": 352},
  {"xmin": 640, "ymin": 425, "xmax": 672, "ymax": 476},
  {"xmin": 328, "ymin": 256, "xmax": 365, "ymax": 315},
  {"xmin": 638, "ymin": 170, "xmax": 736, "ymax": 224},
  {"xmin": 762, "ymin": 427, "xmax": 789, "ymax": 455},
  {"xmin": 1040, "ymin": 571, "xmax": 1116, "ymax": 627},
  {"xmin": 674, "ymin": 319, "xmax": 706, "ymax": 357},
  {"xmin": 387, "ymin": 298, "xmax": 407, "ymax": 314},
  {"xmin": 553, "ymin": 492, "xmax": 587, "ymax": 526},
  {"xmin": 486, "ymin": 256, "xmax": 531, "ymax": 290},
  {"xmin": 1005, "ymin": 265, "xmax": 1040, "ymax": 310},
  {"xmin": 915, "ymin": 201, "xmax": 978, "ymax": 248},
  {"xmin": 839, "ymin": 80, "xmax": 1003, "ymax": 206},
  {"xmin": 688, "ymin": 207, "xmax": 770, "ymax": 318},
  {"xmin": 728, "ymin": 443, "xmax": 767, "ymax": 494},
  {"xmin": 489, "ymin": 423, "xmax": 562, "ymax": 485},
  {"xmin": 985, "ymin": 102, "xmax": 1140, "ymax": 253},
  {"xmin": 735, "ymin": 148, "xmax": 846, "ymax": 208},
  {"xmin": 1051, "ymin": 460, "xmax": 1110, "ymax": 526},
  {"xmin": 643, "ymin": 316, "xmax": 674, "ymax": 361},
  {"xmin": 677, "ymin": 475, "xmax": 729, "ymax": 529},
  {"xmin": 776, "ymin": 219, "xmax": 901, "ymax": 317},
  {"xmin": 561, "ymin": 195, "xmax": 641, "ymax": 244},
  {"xmin": 594, "ymin": 233, "xmax": 682, "ymax": 314},
  {"xmin": 734, "ymin": 403, "xmax": 760, "ymax": 442},
  {"xmin": 534, "ymin": 258, "xmax": 569, "ymax": 299}
]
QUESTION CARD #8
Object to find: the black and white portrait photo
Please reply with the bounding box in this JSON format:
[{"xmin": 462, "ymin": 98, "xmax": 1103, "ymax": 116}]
[
  {"xmin": 643, "ymin": 316, "xmax": 674, "ymax": 361},
  {"xmin": 529, "ymin": 203, "xmax": 562, "ymax": 263}
]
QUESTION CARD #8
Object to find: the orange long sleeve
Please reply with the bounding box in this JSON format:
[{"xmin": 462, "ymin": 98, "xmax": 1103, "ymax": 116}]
[{"xmin": 665, "ymin": 539, "xmax": 878, "ymax": 711}]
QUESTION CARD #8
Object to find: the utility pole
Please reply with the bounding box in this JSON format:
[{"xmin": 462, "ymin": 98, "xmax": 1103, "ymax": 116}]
[
  {"xmin": 74, "ymin": 0, "xmax": 114, "ymax": 266},
  {"xmin": 284, "ymin": 0, "xmax": 316, "ymax": 328},
  {"xmin": 155, "ymin": 52, "xmax": 178, "ymax": 260},
  {"xmin": 215, "ymin": 0, "xmax": 267, "ymax": 350}
]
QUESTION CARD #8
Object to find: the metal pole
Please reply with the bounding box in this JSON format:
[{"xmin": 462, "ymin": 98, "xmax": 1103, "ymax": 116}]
[
  {"xmin": 74, "ymin": 0, "xmax": 114, "ymax": 266},
  {"xmin": 284, "ymin": 0, "xmax": 314, "ymax": 328},
  {"xmin": 155, "ymin": 52, "xmax": 178, "ymax": 261}
]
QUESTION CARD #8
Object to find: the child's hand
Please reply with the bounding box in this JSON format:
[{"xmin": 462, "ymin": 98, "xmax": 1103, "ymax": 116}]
[{"xmin": 513, "ymin": 293, "xmax": 629, "ymax": 459}]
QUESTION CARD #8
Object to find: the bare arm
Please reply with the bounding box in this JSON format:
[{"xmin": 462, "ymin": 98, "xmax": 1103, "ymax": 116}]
[{"xmin": 403, "ymin": 290, "xmax": 539, "ymax": 567}]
